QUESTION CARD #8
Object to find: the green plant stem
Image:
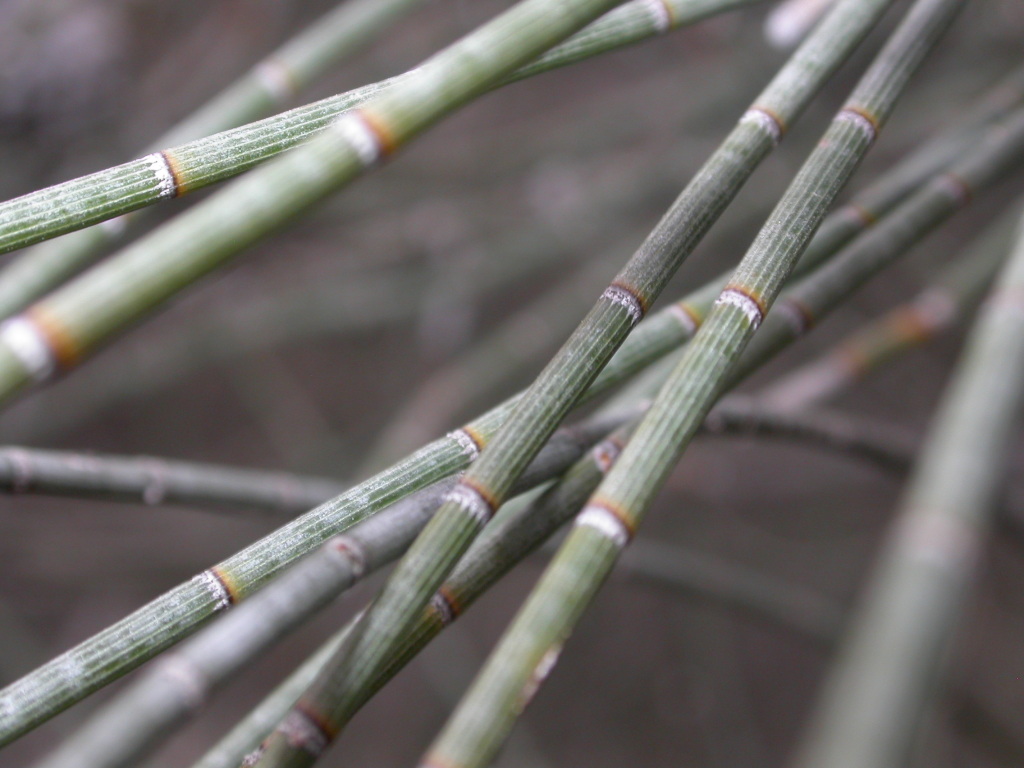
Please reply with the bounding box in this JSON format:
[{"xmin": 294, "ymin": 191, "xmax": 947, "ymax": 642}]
[
  {"xmin": 419, "ymin": 2, "xmax": 961, "ymax": 766},
  {"xmin": 0, "ymin": 386, "xmax": 627, "ymax": 745},
  {"xmin": 5, "ymin": 84, "xmax": 1008, "ymax": 750},
  {"xmin": 787, "ymin": 60, "xmax": 1024, "ymax": 285},
  {"xmin": 0, "ymin": 0, "xmax": 432, "ymax": 320},
  {"xmin": 730, "ymin": 108, "xmax": 1024, "ymax": 389},
  {"xmin": 365, "ymin": 235, "xmax": 640, "ymax": 470},
  {"xmin": 248, "ymin": 6, "xmax": 898, "ymax": 764},
  {"xmin": 788, "ymin": 200, "xmax": 1024, "ymax": 768},
  {"xmin": 759, "ymin": 206, "xmax": 1019, "ymax": 409},
  {"xmin": 29, "ymin": 478, "xmax": 457, "ymax": 768},
  {"xmin": 0, "ymin": 0, "xmax": 758, "ymax": 323},
  {"xmin": 0, "ymin": 0, "xmax": 764, "ymax": 400},
  {"xmin": 0, "ymin": 446, "xmax": 345, "ymax": 515}
]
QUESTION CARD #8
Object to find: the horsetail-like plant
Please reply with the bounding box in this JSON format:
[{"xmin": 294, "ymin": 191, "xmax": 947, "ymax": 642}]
[
  {"xmin": 7, "ymin": 73, "xmax": 1011, "ymax": 748},
  {"xmin": 32, "ymin": 390, "xmax": 651, "ymax": 768},
  {"xmin": 731, "ymin": 107, "xmax": 1024, "ymax": 388},
  {"xmin": 0, "ymin": 0, "xmax": 757, "ymax": 314},
  {"xmin": 787, "ymin": 198, "xmax": 1024, "ymax": 768},
  {"xmin": 0, "ymin": 382, "xmax": 634, "ymax": 744},
  {"xmin": 418, "ymin": 2, "xmax": 962, "ymax": 765},
  {"xmin": 243, "ymin": 6, "xmax": 900, "ymax": 763},
  {"xmin": 786, "ymin": 60, "xmax": 1024, "ymax": 285},
  {"xmin": 0, "ymin": 0, "xmax": 431, "ymax": 320},
  {"xmin": 0, "ymin": 0, "xmax": 768, "ymax": 398},
  {"xmin": 0, "ymin": 446, "xmax": 345, "ymax": 515},
  {"xmin": 761, "ymin": 206, "xmax": 1020, "ymax": 410},
  {"xmin": 365, "ymin": 236, "xmax": 639, "ymax": 468},
  {"xmin": 30, "ymin": 478, "xmax": 459, "ymax": 768}
]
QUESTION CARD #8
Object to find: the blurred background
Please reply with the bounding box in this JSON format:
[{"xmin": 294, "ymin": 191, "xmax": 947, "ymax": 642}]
[{"xmin": 1, "ymin": 0, "xmax": 1024, "ymax": 765}]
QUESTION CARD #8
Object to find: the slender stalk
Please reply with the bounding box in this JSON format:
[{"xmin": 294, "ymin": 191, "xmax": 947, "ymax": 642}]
[
  {"xmin": 704, "ymin": 397, "xmax": 916, "ymax": 474},
  {"xmin": 788, "ymin": 60, "xmax": 1024, "ymax": 286},
  {"xmin": 788, "ymin": 200, "xmax": 1024, "ymax": 768},
  {"xmin": 0, "ymin": 446, "xmax": 345, "ymax": 515},
  {"xmin": 8, "ymin": 93, "xmax": 1008, "ymax": 746},
  {"xmin": 0, "ymin": 0, "xmax": 757, "ymax": 292},
  {"xmin": 0, "ymin": 0, "xmax": 764, "ymax": 400},
  {"xmin": 420, "ymin": 3, "xmax": 961, "ymax": 766},
  {"xmin": 365, "ymin": 235, "xmax": 638, "ymax": 469},
  {"xmin": 29, "ymin": 479, "xmax": 458, "ymax": 768},
  {"xmin": 32, "ymin": 396, "xmax": 648, "ymax": 768},
  {"xmin": 0, "ymin": 0, "xmax": 432, "ymax": 320},
  {"xmin": 759, "ymin": 206, "xmax": 1019, "ymax": 409},
  {"xmin": 730, "ymin": 108, "xmax": 1024, "ymax": 389},
  {"xmin": 248, "ymin": 6, "xmax": 898, "ymax": 764},
  {"xmin": 0, "ymin": 388, "xmax": 625, "ymax": 745}
]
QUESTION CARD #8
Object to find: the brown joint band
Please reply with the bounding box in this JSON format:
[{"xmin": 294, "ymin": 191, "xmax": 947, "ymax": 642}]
[
  {"xmin": 447, "ymin": 479, "xmax": 496, "ymax": 525},
  {"xmin": 777, "ymin": 297, "xmax": 815, "ymax": 335},
  {"xmin": 209, "ymin": 566, "xmax": 241, "ymax": 605},
  {"xmin": 717, "ymin": 284, "xmax": 767, "ymax": 329},
  {"xmin": 358, "ymin": 108, "xmax": 398, "ymax": 158},
  {"xmin": 278, "ymin": 703, "xmax": 336, "ymax": 757},
  {"xmin": 838, "ymin": 105, "xmax": 880, "ymax": 142},
  {"xmin": 330, "ymin": 536, "xmax": 367, "ymax": 578},
  {"xmin": 159, "ymin": 150, "xmax": 187, "ymax": 196},
  {"xmin": 846, "ymin": 203, "xmax": 878, "ymax": 227},
  {"xmin": 254, "ymin": 57, "xmax": 300, "ymax": 101},
  {"xmin": 668, "ymin": 302, "xmax": 702, "ymax": 334},
  {"xmin": 438, "ymin": 585, "xmax": 463, "ymax": 620},
  {"xmin": 27, "ymin": 306, "xmax": 81, "ymax": 369},
  {"xmin": 641, "ymin": 0, "xmax": 674, "ymax": 31},
  {"xmin": 592, "ymin": 438, "xmax": 624, "ymax": 474},
  {"xmin": 576, "ymin": 497, "xmax": 635, "ymax": 548},
  {"xmin": 743, "ymin": 106, "xmax": 785, "ymax": 144},
  {"xmin": 604, "ymin": 281, "xmax": 647, "ymax": 324},
  {"xmin": 888, "ymin": 307, "xmax": 935, "ymax": 344}
]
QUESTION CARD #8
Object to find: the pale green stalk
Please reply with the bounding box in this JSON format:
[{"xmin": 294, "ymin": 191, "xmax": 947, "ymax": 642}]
[
  {"xmin": 731, "ymin": 108, "xmax": 1024, "ymax": 388},
  {"xmin": 365, "ymin": 235, "xmax": 640, "ymax": 469},
  {"xmin": 247, "ymin": 6, "xmax": 898, "ymax": 764},
  {"xmin": 0, "ymin": 446, "xmax": 344, "ymax": 515},
  {"xmin": 0, "ymin": 385, "xmax": 625, "ymax": 745},
  {"xmin": 420, "ymin": 2, "xmax": 961, "ymax": 766},
  {"xmin": 789, "ymin": 198, "xmax": 1024, "ymax": 768},
  {"xmin": 0, "ymin": 0, "xmax": 759, "ymax": 323},
  {"xmin": 0, "ymin": 0, "xmax": 762, "ymax": 397},
  {"xmin": 788, "ymin": 60, "xmax": 1024, "ymax": 284},
  {"xmin": 760, "ymin": 205, "xmax": 1019, "ymax": 410},
  {"xmin": 29, "ymin": 479, "xmax": 458, "ymax": 768},
  {"xmin": 0, "ymin": 0, "xmax": 431, "ymax": 320}
]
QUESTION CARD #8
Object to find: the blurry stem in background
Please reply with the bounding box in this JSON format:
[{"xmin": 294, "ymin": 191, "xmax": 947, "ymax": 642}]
[
  {"xmin": 789, "ymin": 202, "xmax": 1024, "ymax": 768},
  {"xmin": 0, "ymin": 446, "xmax": 344, "ymax": 515},
  {"xmin": 758, "ymin": 205, "xmax": 1020, "ymax": 410}
]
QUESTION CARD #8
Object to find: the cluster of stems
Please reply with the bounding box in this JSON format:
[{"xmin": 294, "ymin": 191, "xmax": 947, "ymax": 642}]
[{"xmin": 418, "ymin": 2, "xmax": 965, "ymax": 766}]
